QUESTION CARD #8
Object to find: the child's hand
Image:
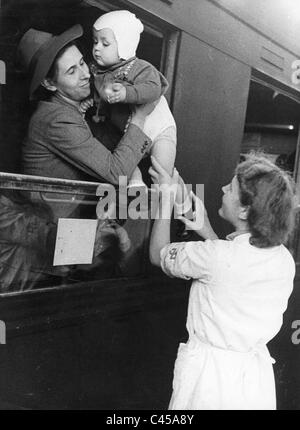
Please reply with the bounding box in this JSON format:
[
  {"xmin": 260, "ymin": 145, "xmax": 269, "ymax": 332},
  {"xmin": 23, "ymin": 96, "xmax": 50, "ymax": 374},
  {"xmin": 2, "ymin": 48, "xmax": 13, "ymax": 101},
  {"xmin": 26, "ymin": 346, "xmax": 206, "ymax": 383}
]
[
  {"xmin": 79, "ymin": 97, "xmax": 94, "ymax": 114},
  {"xmin": 106, "ymin": 83, "xmax": 126, "ymax": 104}
]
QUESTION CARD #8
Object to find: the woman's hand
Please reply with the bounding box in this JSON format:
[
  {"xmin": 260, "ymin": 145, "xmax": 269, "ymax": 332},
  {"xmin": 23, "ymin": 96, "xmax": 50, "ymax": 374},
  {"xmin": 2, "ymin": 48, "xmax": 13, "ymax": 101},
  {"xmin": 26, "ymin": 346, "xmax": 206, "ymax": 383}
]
[{"xmin": 178, "ymin": 191, "xmax": 218, "ymax": 240}]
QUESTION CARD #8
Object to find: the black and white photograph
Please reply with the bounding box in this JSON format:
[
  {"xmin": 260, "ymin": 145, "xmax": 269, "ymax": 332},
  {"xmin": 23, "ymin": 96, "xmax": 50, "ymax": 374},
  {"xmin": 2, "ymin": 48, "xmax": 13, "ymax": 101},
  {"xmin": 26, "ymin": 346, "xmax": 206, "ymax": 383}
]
[{"xmin": 0, "ymin": 0, "xmax": 300, "ymax": 413}]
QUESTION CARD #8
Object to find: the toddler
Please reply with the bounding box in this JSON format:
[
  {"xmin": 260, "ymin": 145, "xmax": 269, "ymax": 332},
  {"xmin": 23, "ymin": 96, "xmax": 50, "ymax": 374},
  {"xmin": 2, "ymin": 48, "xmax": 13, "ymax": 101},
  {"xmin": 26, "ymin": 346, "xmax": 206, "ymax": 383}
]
[{"xmin": 87, "ymin": 10, "xmax": 190, "ymax": 215}]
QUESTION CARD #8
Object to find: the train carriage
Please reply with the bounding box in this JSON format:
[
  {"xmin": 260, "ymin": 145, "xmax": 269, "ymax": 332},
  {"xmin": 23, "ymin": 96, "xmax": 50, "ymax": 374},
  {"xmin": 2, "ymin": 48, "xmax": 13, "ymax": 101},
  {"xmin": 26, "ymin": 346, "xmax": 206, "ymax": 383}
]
[{"xmin": 0, "ymin": 0, "xmax": 300, "ymax": 409}]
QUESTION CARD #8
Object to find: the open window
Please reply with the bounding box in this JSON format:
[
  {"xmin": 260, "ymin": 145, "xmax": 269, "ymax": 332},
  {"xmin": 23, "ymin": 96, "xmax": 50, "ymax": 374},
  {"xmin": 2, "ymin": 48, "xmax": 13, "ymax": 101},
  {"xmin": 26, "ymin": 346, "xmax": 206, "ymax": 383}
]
[
  {"xmin": 241, "ymin": 72, "xmax": 300, "ymax": 257},
  {"xmin": 0, "ymin": 0, "xmax": 178, "ymax": 173},
  {"xmin": 0, "ymin": 173, "xmax": 153, "ymax": 294},
  {"xmin": 0, "ymin": 0, "xmax": 179, "ymax": 294},
  {"xmin": 242, "ymin": 74, "xmax": 300, "ymax": 180}
]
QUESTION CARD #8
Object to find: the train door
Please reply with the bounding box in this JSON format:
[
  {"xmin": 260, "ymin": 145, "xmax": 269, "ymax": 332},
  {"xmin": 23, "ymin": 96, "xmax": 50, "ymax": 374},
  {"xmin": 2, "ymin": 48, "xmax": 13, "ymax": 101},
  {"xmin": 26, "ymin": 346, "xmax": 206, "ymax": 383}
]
[{"xmin": 241, "ymin": 70, "xmax": 300, "ymax": 409}]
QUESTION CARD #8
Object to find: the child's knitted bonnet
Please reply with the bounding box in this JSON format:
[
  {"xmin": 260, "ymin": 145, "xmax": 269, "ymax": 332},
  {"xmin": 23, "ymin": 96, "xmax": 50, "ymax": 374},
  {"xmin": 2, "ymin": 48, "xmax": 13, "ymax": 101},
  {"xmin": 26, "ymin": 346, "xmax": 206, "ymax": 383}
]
[{"xmin": 93, "ymin": 10, "xmax": 144, "ymax": 61}]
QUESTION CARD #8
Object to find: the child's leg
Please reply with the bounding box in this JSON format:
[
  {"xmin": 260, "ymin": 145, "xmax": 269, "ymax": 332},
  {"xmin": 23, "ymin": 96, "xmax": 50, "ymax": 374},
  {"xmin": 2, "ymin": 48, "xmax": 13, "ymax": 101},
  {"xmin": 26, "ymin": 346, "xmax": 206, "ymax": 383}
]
[
  {"xmin": 151, "ymin": 126, "xmax": 176, "ymax": 176},
  {"xmin": 151, "ymin": 126, "xmax": 191, "ymax": 215},
  {"xmin": 128, "ymin": 125, "xmax": 177, "ymax": 189},
  {"xmin": 128, "ymin": 166, "xmax": 146, "ymax": 188}
]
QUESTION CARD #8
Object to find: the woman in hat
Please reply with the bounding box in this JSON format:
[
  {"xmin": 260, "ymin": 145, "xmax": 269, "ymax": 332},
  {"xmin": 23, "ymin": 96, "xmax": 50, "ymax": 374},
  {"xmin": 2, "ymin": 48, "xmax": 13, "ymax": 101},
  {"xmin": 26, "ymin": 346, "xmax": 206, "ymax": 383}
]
[
  {"xmin": 16, "ymin": 25, "xmax": 158, "ymax": 275},
  {"xmin": 17, "ymin": 24, "xmax": 154, "ymax": 184}
]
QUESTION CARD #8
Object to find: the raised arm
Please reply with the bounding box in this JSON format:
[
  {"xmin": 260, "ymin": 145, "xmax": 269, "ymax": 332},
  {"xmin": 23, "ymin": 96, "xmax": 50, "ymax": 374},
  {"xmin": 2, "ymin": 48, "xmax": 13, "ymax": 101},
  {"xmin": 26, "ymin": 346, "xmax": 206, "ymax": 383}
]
[
  {"xmin": 124, "ymin": 61, "xmax": 169, "ymax": 105},
  {"xmin": 149, "ymin": 157, "xmax": 218, "ymax": 267},
  {"xmin": 149, "ymin": 156, "xmax": 179, "ymax": 266},
  {"xmin": 45, "ymin": 102, "xmax": 156, "ymax": 184}
]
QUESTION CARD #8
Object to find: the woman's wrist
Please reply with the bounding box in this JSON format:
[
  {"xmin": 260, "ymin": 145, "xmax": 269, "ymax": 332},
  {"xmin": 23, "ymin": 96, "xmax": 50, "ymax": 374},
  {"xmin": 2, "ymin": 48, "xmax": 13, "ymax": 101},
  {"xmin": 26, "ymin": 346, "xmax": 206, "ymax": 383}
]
[
  {"xmin": 161, "ymin": 185, "xmax": 177, "ymax": 211},
  {"xmin": 196, "ymin": 220, "xmax": 218, "ymax": 240}
]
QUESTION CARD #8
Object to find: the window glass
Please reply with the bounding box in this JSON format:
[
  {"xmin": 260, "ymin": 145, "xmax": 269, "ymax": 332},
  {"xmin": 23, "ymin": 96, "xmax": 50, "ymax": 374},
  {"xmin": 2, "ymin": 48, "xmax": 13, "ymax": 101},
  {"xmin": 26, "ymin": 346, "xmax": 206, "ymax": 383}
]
[
  {"xmin": 242, "ymin": 79, "xmax": 300, "ymax": 174},
  {"xmin": 0, "ymin": 176, "xmax": 152, "ymax": 295},
  {"xmin": 0, "ymin": 0, "xmax": 166, "ymax": 174},
  {"xmin": 0, "ymin": 1, "xmax": 176, "ymax": 293}
]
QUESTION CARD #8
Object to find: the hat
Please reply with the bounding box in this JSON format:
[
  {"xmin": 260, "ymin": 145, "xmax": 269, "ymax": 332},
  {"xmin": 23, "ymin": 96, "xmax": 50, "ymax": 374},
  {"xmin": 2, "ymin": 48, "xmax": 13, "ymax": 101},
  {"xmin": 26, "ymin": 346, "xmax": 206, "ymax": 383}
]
[
  {"xmin": 17, "ymin": 24, "xmax": 83, "ymax": 99},
  {"xmin": 93, "ymin": 10, "xmax": 143, "ymax": 61}
]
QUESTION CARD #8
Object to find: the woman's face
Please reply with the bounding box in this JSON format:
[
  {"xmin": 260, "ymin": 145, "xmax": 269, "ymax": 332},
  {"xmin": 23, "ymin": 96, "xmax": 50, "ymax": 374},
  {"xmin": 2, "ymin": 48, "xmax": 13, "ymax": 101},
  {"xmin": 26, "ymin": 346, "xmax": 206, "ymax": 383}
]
[
  {"xmin": 51, "ymin": 45, "xmax": 91, "ymax": 102},
  {"xmin": 219, "ymin": 175, "xmax": 243, "ymax": 226}
]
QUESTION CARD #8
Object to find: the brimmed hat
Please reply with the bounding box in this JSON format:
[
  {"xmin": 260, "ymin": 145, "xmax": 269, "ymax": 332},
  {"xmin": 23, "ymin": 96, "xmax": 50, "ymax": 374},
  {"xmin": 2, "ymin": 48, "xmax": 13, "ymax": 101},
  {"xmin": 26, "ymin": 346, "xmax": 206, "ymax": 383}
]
[{"xmin": 17, "ymin": 24, "xmax": 83, "ymax": 99}]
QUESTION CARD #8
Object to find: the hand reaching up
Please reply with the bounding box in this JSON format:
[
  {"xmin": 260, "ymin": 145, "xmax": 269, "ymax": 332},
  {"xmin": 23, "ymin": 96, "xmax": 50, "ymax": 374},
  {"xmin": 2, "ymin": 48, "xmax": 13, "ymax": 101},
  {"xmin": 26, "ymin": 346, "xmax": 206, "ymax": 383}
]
[{"xmin": 177, "ymin": 191, "xmax": 218, "ymax": 240}]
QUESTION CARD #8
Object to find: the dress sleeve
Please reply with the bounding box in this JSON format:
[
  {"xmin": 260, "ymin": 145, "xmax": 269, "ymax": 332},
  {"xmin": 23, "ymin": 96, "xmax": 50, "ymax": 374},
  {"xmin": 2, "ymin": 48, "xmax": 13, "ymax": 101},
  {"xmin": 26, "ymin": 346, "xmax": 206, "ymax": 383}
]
[
  {"xmin": 124, "ymin": 62, "xmax": 169, "ymax": 104},
  {"xmin": 160, "ymin": 240, "xmax": 216, "ymax": 280},
  {"xmin": 46, "ymin": 109, "xmax": 152, "ymax": 185}
]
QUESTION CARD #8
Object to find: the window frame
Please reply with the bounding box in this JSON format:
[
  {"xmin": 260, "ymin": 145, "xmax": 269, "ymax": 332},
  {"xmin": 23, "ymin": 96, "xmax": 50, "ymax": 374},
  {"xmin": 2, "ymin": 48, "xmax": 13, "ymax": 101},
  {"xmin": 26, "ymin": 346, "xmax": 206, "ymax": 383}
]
[
  {"xmin": 0, "ymin": 1, "xmax": 181, "ymax": 295},
  {"xmin": 249, "ymin": 69, "xmax": 300, "ymax": 200},
  {"xmin": 243, "ymin": 69, "xmax": 300, "ymax": 259}
]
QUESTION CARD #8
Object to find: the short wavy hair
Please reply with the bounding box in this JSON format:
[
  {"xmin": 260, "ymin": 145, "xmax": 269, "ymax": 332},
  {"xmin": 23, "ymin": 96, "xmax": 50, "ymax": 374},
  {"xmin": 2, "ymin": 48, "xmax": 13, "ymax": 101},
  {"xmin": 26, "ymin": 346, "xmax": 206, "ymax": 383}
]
[
  {"xmin": 35, "ymin": 42, "xmax": 78, "ymax": 100},
  {"xmin": 236, "ymin": 153, "xmax": 296, "ymax": 248}
]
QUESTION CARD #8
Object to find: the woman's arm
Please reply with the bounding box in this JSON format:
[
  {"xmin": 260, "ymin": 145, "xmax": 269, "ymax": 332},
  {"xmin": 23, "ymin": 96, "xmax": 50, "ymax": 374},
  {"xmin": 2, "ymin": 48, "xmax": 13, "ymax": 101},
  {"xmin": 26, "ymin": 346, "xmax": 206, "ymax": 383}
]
[
  {"xmin": 149, "ymin": 157, "xmax": 218, "ymax": 267},
  {"xmin": 41, "ymin": 102, "xmax": 156, "ymax": 185},
  {"xmin": 149, "ymin": 212, "xmax": 172, "ymax": 267},
  {"xmin": 149, "ymin": 157, "xmax": 179, "ymax": 266},
  {"xmin": 124, "ymin": 61, "xmax": 168, "ymax": 105}
]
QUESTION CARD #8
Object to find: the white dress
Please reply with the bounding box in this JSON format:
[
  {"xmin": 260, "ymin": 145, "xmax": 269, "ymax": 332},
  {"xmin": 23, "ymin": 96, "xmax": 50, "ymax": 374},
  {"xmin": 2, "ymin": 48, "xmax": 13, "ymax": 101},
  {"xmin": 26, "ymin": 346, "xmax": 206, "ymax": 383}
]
[{"xmin": 160, "ymin": 233, "xmax": 295, "ymax": 410}]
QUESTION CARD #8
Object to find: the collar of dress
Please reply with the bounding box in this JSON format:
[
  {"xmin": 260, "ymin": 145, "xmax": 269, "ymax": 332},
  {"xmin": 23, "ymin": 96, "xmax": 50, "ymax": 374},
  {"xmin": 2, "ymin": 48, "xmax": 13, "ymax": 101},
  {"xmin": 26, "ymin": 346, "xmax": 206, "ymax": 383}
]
[
  {"xmin": 51, "ymin": 93, "xmax": 82, "ymax": 114},
  {"xmin": 226, "ymin": 231, "xmax": 251, "ymax": 242},
  {"xmin": 90, "ymin": 57, "xmax": 136, "ymax": 75}
]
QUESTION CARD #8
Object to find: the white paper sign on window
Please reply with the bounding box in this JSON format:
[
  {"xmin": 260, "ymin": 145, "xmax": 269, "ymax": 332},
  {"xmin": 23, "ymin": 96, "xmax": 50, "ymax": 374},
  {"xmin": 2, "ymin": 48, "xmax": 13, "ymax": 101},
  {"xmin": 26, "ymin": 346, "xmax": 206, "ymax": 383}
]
[
  {"xmin": 0, "ymin": 60, "xmax": 5, "ymax": 85},
  {"xmin": 53, "ymin": 218, "xmax": 98, "ymax": 266}
]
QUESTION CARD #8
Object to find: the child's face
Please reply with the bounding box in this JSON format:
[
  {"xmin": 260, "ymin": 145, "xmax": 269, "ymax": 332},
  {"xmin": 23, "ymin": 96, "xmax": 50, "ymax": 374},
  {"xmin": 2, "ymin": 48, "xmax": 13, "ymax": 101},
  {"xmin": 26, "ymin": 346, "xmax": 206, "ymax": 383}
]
[
  {"xmin": 219, "ymin": 176, "xmax": 244, "ymax": 227},
  {"xmin": 92, "ymin": 28, "xmax": 119, "ymax": 67}
]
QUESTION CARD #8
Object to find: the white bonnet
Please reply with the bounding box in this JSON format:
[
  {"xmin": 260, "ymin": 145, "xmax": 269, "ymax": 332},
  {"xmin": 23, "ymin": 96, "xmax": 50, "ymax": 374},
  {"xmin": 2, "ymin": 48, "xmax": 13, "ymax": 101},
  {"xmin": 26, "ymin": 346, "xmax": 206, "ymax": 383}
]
[{"xmin": 93, "ymin": 10, "xmax": 144, "ymax": 60}]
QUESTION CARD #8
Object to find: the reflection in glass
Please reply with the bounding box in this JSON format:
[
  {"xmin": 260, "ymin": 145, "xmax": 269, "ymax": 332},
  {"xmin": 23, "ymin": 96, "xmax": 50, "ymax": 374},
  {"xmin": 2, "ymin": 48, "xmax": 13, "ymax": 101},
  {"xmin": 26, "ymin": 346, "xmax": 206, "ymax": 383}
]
[
  {"xmin": 0, "ymin": 185, "xmax": 149, "ymax": 294},
  {"xmin": 242, "ymin": 79, "xmax": 300, "ymax": 174},
  {"xmin": 0, "ymin": 189, "xmax": 57, "ymax": 292}
]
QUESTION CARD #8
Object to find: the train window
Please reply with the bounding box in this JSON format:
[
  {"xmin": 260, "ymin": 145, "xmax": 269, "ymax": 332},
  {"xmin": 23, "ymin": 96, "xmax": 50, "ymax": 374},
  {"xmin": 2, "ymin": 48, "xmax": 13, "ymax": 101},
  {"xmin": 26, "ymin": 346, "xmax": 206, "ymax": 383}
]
[
  {"xmin": 0, "ymin": 0, "xmax": 175, "ymax": 173},
  {"xmin": 0, "ymin": 0, "xmax": 178, "ymax": 294},
  {"xmin": 242, "ymin": 78, "xmax": 300, "ymax": 175},
  {"xmin": 0, "ymin": 173, "xmax": 152, "ymax": 295}
]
